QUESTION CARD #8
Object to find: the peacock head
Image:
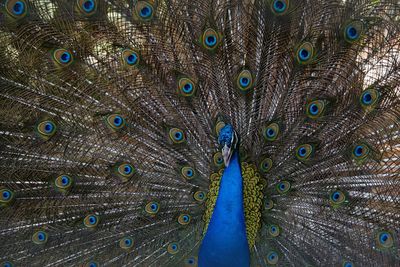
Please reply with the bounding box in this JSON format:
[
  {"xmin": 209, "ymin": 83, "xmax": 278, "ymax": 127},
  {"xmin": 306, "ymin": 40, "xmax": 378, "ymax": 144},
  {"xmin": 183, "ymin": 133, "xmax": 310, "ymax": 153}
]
[{"xmin": 218, "ymin": 124, "xmax": 239, "ymax": 167}]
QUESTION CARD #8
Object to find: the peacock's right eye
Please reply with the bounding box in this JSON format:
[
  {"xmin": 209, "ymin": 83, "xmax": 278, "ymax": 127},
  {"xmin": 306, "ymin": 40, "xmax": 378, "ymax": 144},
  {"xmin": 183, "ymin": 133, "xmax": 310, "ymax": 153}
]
[
  {"xmin": 5, "ymin": 0, "xmax": 28, "ymax": 18},
  {"xmin": 119, "ymin": 237, "xmax": 134, "ymax": 249},
  {"xmin": 178, "ymin": 77, "xmax": 196, "ymax": 97},
  {"xmin": 169, "ymin": 128, "xmax": 186, "ymax": 144},
  {"xmin": 122, "ymin": 49, "xmax": 140, "ymax": 67},
  {"xmin": 145, "ymin": 201, "xmax": 160, "ymax": 215},
  {"xmin": 296, "ymin": 42, "xmax": 314, "ymax": 65},
  {"xmin": 84, "ymin": 214, "xmax": 99, "ymax": 228},
  {"xmin": 167, "ymin": 242, "xmax": 180, "ymax": 255},
  {"xmin": 32, "ymin": 230, "xmax": 48, "ymax": 245},
  {"xmin": 177, "ymin": 214, "xmax": 191, "ymax": 225},
  {"xmin": 266, "ymin": 251, "xmax": 279, "ymax": 265},
  {"xmin": 53, "ymin": 49, "xmax": 73, "ymax": 66},
  {"xmin": 271, "ymin": 0, "xmax": 289, "ymax": 15}
]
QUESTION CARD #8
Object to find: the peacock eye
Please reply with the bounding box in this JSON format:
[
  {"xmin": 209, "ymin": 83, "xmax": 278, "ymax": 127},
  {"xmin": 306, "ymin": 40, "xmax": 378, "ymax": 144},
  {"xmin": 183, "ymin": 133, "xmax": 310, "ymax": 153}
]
[
  {"xmin": 53, "ymin": 49, "xmax": 73, "ymax": 66},
  {"xmin": 271, "ymin": 0, "xmax": 289, "ymax": 15},
  {"xmin": 306, "ymin": 100, "xmax": 326, "ymax": 119},
  {"xmin": 119, "ymin": 237, "xmax": 134, "ymax": 249},
  {"xmin": 236, "ymin": 70, "xmax": 254, "ymax": 92},
  {"xmin": 122, "ymin": 49, "xmax": 140, "ymax": 67},
  {"xmin": 0, "ymin": 188, "xmax": 14, "ymax": 206},
  {"xmin": 181, "ymin": 166, "xmax": 195, "ymax": 180},
  {"xmin": 32, "ymin": 230, "xmax": 48, "ymax": 245},
  {"xmin": 352, "ymin": 144, "xmax": 370, "ymax": 161},
  {"xmin": 295, "ymin": 144, "xmax": 314, "ymax": 161},
  {"xmin": 167, "ymin": 242, "xmax": 180, "ymax": 254},
  {"xmin": 344, "ymin": 21, "xmax": 363, "ymax": 43},
  {"xmin": 268, "ymin": 224, "xmax": 280, "ymax": 237},
  {"xmin": 1, "ymin": 261, "xmax": 13, "ymax": 267},
  {"xmin": 84, "ymin": 214, "xmax": 99, "ymax": 228},
  {"xmin": 36, "ymin": 120, "xmax": 57, "ymax": 140},
  {"xmin": 213, "ymin": 152, "xmax": 224, "ymax": 168},
  {"xmin": 263, "ymin": 122, "xmax": 280, "ymax": 141},
  {"xmin": 202, "ymin": 28, "xmax": 221, "ymax": 51},
  {"xmin": 5, "ymin": 0, "xmax": 27, "ymax": 18},
  {"xmin": 266, "ymin": 251, "xmax": 279, "ymax": 265},
  {"xmin": 145, "ymin": 201, "xmax": 160, "ymax": 215},
  {"xmin": 329, "ymin": 190, "xmax": 346, "ymax": 206},
  {"xmin": 178, "ymin": 77, "xmax": 196, "ymax": 97},
  {"xmin": 342, "ymin": 261, "xmax": 353, "ymax": 267},
  {"xmin": 184, "ymin": 256, "xmax": 197, "ymax": 266},
  {"xmin": 86, "ymin": 261, "xmax": 99, "ymax": 267},
  {"xmin": 169, "ymin": 128, "xmax": 186, "ymax": 144},
  {"xmin": 296, "ymin": 42, "xmax": 314, "ymax": 64},
  {"xmin": 106, "ymin": 114, "xmax": 126, "ymax": 131},
  {"xmin": 265, "ymin": 199, "xmax": 274, "ymax": 210},
  {"xmin": 375, "ymin": 231, "xmax": 394, "ymax": 249},
  {"xmin": 193, "ymin": 191, "xmax": 206, "ymax": 202},
  {"xmin": 115, "ymin": 163, "xmax": 135, "ymax": 181},
  {"xmin": 134, "ymin": 1, "xmax": 155, "ymax": 21},
  {"xmin": 360, "ymin": 88, "xmax": 379, "ymax": 110},
  {"xmin": 77, "ymin": 0, "xmax": 97, "ymax": 15},
  {"xmin": 276, "ymin": 181, "xmax": 291, "ymax": 194},
  {"xmin": 178, "ymin": 214, "xmax": 191, "ymax": 225},
  {"xmin": 260, "ymin": 157, "xmax": 273, "ymax": 173},
  {"xmin": 54, "ymin": 175, "xmax": 73, "ymax": 192}
]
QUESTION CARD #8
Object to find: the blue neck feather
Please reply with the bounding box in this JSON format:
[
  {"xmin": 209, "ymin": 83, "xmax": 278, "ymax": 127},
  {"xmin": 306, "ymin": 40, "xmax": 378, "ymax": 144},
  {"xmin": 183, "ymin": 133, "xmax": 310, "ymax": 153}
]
[{"xmin": 199, "ymin": 150, "xmax": 250, "ymax": 267}]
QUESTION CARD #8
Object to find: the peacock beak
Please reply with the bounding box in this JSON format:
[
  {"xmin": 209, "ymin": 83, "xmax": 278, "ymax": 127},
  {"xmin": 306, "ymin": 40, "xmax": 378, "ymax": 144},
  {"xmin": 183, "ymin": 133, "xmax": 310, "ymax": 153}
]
[{"xmin": 222, "ymin": 144, "xmax": 233, "ymax": 167}]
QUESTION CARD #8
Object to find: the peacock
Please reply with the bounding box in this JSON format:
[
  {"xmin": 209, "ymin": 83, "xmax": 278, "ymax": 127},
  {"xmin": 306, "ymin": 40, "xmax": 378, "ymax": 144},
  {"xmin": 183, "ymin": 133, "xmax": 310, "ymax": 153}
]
[{"xmin": 0, "ymin": 0, "xmax": 399, "ymax": 266}]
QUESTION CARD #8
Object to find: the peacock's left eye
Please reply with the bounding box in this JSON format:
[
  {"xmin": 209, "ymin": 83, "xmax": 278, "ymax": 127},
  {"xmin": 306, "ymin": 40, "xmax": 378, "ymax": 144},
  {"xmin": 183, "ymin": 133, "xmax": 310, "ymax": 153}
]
[
  {"xmin": 295, "ymin": 144, "xmax": 314, "ymax": 161},
  {"xmin": 53, "ymin": 49, "xmax": 73, "ymax": 66},
  {"xmin": 344, "ymin": 21, "xmax": 363, "ymax": 43},
  {"xmin": 296, "ymin": 42, "xmax": 314, "ymax": 64},
  {"xmin": 268, "ymin": 224, "xmax": 280, "ymax": 237},
  {"xmin": 276, "ymin": 181, "xmax": 291, "ymax": 194},
  {"xmin": 306, "ymin": 100, "xmax": 326, "ymax": 119},
  {"xmin": 266, "ymin": 251, "xmax": 279, "ymax": 265},
  {"xmin": 36, "ymin": 120, "xmax": 57, "ymax": 140},
  {"xmin": 193, "ymin": 191, "xmax": 206, "ymax": 202},
  {"xmin": 360, "ymin": 88, "xmax": 379, "ymax": 110},
  {"xmin": 32, "ymin": 230, "xmax": 48, "ymax": 245},
  {"xmin": 119, "ymin": 237, "xmax": 134, "ymax": 249},
  {"xmin": 184, "ymin": 256, "xmax": 197, "ymax": 266},
  {"xmin": 375, "ymin": 231, "xmax": 394, "ymax": 249},
  {"xmin": 263, "ymin": 122, "xmax": 280, "ymax": 141},
  {"xmin": 329, "ymin": 190, "xmax": 346, "ymax": 206},
  {"xmin": 5, "ymin": 0, "xmax": 27, "ymax": 18},
  {"xmin": 352, "ymin": 144, "xmax": 370, "ymax": 161},
  {"xmin": 178, "ymin": 214, "xmax": 191, "ymax": 225},
  {"xmin": 271, "ymin": 0, "xmax": 289, "ymax": 15},
  {"xmin": 77, "ymin": 0, "xmax": 97, "ymax": 15},
  {"xmin": 55, "ymin": 175, "xmax": 74, "ymax": 192},
  {"xmin": 167, "ymin": 242, "xmax": 180, "ymax": 255},
  {"xmin": 0, "ymin": 188, "xmax": 14, "ymax": 206},
  {"xmin": 169, "ymin": 128, "xmax": 186, "ymax": 144},
  {"xmin": 134, "ymin": 1, "xmax": 154, "ymax": 21},
  {"xmin": 181, "ymin": 166, "xmax": 195, "ymax": 180},
  {"xmin": 145, "ymin": 201, "xmax": 159, "ymax": 215},
  {"xmin": 178, "ymin": 77, "xmax": 196, "ymax": 97},
  {"xmin": 236, "ymin": 70, "xmax": 254, "ymax": 92},
  {"xmin": 202, "ymin": 28, "xmax": 221, "ymax": 51},
  {"xmin": 122, "ymin": 49, "xmax": 140, "ymax": 67},
  {"xmin": 84, "ymin": 214, "xmax": 99, "ymax": 228}
]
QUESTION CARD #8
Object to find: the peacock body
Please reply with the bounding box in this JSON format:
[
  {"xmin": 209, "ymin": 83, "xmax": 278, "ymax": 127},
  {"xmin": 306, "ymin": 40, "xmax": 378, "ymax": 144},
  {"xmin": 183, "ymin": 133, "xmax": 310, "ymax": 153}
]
[{"xmin": 0, "ymin": 0, "xmax": 399, "ymax": 266}]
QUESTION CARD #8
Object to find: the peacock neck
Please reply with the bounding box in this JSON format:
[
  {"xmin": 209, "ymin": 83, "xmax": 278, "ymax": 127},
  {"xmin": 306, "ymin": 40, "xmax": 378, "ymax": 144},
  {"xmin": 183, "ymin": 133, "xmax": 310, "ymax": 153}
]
[{"xmin": 199, "ymin": 149, "xmax": 250, "ymax": 267}]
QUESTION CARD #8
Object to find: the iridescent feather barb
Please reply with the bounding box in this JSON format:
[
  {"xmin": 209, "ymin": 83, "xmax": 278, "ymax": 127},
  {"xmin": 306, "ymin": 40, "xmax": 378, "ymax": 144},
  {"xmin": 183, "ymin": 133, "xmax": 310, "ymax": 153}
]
[{"xmin": 0, "ymin": 0, "xmax": 399, "ymax": 266}]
